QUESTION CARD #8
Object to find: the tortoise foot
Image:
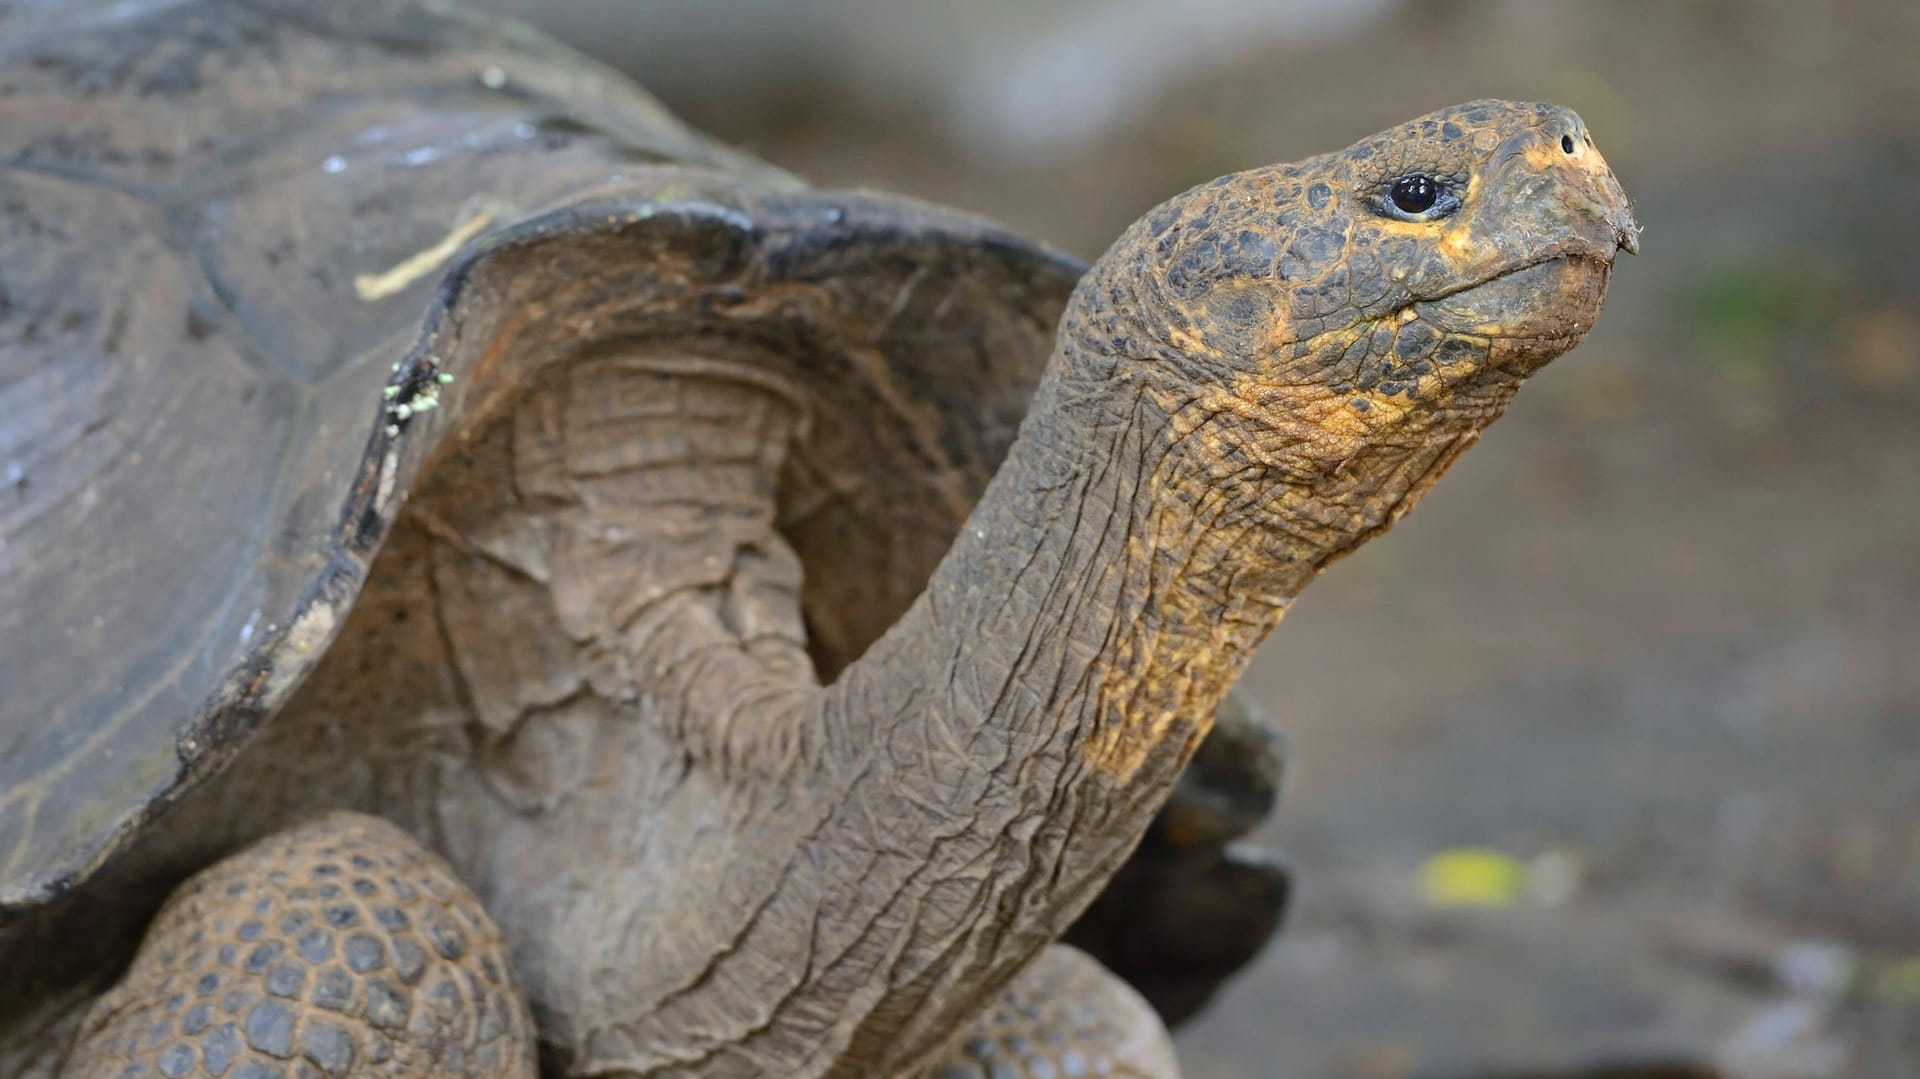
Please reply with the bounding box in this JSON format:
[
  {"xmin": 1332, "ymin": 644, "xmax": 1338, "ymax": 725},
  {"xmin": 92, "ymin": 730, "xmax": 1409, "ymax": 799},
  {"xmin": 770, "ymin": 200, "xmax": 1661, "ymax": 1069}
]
[
  {"xmin": 60, "ymin": 812, "xmax": 535, "ymax": 1079},
  {"xmin": 923, "ymin": 945, "xmax": 1180, "ymax": 1079}
]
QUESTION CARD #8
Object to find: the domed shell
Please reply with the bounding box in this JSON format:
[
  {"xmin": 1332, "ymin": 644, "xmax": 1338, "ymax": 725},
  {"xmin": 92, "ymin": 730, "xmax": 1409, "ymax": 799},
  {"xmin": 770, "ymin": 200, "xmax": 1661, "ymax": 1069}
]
[{"xmin": 0, "ymin": 0, "xmax": 1082, "ymax": 911}]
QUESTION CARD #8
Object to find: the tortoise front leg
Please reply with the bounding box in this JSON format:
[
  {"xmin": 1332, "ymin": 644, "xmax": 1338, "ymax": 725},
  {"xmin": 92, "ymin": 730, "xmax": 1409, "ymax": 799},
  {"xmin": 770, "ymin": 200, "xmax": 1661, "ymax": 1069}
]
[
  {"xmin": 60, "ymin": 813, "xmax": 535, "ymax": 1079},
  {"xmin": 921, "ymin": 946, "xmax": 1180, "ymax": 1079}
]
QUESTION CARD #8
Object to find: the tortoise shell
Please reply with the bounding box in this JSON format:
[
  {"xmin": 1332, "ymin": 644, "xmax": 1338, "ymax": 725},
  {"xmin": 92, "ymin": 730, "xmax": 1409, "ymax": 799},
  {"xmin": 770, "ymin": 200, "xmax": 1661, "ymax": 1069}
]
[{"xmin": 0, "ymin": 0, "xmax": 1082, "ymax": 911}]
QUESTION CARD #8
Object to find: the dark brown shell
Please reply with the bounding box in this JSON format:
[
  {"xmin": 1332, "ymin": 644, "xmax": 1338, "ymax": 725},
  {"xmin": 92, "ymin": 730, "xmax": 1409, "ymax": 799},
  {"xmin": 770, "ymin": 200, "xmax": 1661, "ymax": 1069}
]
[{"xmin": 0, "ymin": 0, "xmax": 1081, "ymax": 912}]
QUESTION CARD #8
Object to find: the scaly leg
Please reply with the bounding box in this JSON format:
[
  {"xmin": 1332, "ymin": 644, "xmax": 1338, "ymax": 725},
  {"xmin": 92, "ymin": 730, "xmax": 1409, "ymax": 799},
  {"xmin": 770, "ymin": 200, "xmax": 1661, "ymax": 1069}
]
[{"xmin": 60, "ymin": 812, "xmax": 536, "ymax": 1079}]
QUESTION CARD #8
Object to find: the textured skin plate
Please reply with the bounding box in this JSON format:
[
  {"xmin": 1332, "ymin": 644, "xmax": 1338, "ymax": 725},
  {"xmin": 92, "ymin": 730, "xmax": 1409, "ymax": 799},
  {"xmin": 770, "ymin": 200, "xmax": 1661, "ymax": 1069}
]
[
  {"xmin": 0, "ymin": 0, "xmax": 1080, "ymax": 913},
  {"xmin": 61, "ymin": 811, "xmax": 539, "ymax": 1079}
]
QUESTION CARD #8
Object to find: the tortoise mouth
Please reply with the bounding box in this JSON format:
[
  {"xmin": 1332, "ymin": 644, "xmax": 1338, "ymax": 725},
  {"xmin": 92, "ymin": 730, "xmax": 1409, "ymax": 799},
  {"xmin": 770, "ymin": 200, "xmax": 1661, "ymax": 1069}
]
[{"xmin": 1414, "ymin": 254, "xmax": 1612, "ymax": 347}]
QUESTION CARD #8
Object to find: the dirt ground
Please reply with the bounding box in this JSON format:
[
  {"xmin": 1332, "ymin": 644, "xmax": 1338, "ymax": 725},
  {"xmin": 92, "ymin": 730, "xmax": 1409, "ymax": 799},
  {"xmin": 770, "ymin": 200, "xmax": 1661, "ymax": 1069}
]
[{"xmin": 482, "ymin": 2, "xmax": 1920, "ymax": 1074}]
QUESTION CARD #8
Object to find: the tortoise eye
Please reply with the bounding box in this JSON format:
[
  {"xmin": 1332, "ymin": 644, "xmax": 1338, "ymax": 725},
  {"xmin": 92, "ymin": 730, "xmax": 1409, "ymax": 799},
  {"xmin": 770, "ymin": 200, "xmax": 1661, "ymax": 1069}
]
[
  {"xmin": 1380, "ymin": 175, "xmax": 1459, "ymax": 221},
  {"xmin": 1390, "ymin": 176, "xmax": 1437, "ymax": 214}
]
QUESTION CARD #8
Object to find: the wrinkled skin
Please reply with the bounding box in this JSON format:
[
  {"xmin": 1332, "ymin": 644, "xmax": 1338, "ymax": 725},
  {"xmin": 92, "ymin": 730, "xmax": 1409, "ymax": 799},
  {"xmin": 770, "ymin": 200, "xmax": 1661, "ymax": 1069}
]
[
  {"xmin": 42, "ymin": 100, "xmax": 1635, "ymax": 1078},
  {"xmin": 1064, "ymin": 691, "xmax": 1293, "ymax": 1025},
  {"xmin": 811, "ymin": 99, "xmax": 1636, "ymax": 1070}
]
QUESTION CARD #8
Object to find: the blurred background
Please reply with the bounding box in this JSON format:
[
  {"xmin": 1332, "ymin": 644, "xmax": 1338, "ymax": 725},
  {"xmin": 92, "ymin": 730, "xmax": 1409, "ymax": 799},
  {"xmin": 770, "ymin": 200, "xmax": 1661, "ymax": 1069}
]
[{"xmin": 475, "ymin": 2, "xmax": 1920, "ymax": 1075}]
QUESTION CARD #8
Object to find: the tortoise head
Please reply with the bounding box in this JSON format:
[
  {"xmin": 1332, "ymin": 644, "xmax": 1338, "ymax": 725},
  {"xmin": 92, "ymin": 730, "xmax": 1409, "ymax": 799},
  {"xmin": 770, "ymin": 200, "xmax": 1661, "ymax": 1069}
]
[{"xmin": 1058, "ymin": 99, "xmax": 1637, "ymax": 570}]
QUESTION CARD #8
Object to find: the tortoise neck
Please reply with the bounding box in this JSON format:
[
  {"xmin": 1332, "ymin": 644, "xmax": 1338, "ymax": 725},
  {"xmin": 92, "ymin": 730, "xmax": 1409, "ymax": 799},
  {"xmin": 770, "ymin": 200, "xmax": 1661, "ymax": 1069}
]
[
  {"xmin": 834, "ymin": 354, "xmax": 1308, "ymax": 781},
  {"xmin": 805, "ymin": 347, "xmax": 1312, "ymax": 1067}
]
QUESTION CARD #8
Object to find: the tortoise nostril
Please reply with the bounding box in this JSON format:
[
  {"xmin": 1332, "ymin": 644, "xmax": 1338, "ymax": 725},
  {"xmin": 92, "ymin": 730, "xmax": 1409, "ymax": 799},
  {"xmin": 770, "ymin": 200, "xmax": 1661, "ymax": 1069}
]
[{"xmin": 1561, "ymin": 133, "xmax": 1576, "ymax": 155}]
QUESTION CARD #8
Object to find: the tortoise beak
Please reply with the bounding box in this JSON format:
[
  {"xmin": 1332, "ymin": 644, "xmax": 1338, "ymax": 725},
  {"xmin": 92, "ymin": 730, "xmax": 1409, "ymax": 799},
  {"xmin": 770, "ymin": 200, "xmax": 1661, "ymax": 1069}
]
[
  {"xmin": 1576, "ymin": 161, "xmax": 1639, "ymax": 257},
  {"xmin": 1582, "ymin": 138, "xmax": 1639, "ymax": 256},
  {"xmin": 1611, "ymin": 199, "xmax": 1642, "ymax": 256}
]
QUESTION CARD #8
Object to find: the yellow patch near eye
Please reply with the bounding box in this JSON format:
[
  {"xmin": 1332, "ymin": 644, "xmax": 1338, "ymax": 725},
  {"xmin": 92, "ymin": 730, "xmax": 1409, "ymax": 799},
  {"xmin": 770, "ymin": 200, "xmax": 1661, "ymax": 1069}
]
[
  {"xmin": 1439, "ymin": 228, "xmax": 1477, "ymax": 261},
  {"xmin": 1522, "ymin": 141, "xmax": 1566, "ymax": 172},
  {"xmin": 1371, "ymin": 218, "xmax": 1434, "ymax": 240}
]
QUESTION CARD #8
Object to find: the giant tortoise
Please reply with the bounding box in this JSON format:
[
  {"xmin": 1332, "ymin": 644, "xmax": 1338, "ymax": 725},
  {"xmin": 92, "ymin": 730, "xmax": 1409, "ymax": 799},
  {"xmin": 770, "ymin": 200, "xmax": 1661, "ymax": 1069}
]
[{"xmin": 0, "ymin": 1, "xmax": 1637, "ymax": 1076}]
